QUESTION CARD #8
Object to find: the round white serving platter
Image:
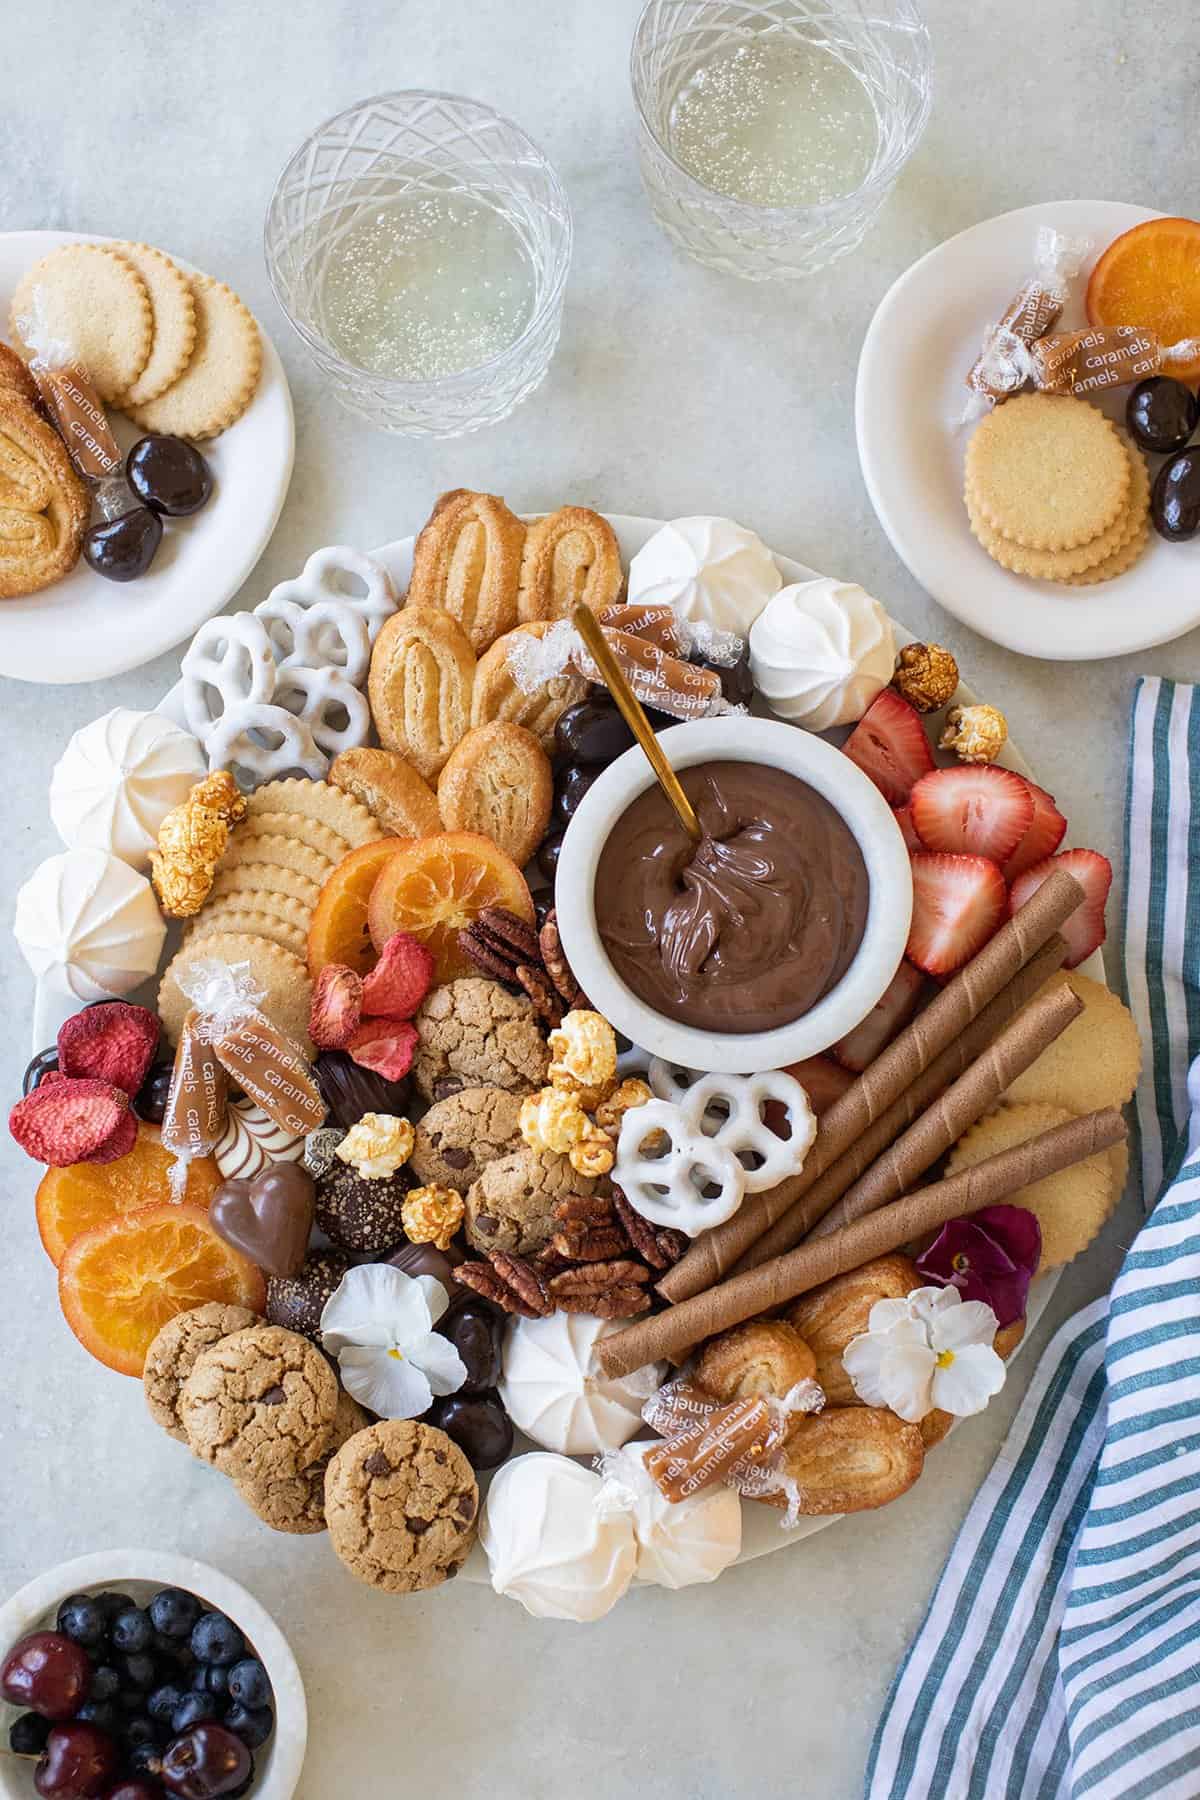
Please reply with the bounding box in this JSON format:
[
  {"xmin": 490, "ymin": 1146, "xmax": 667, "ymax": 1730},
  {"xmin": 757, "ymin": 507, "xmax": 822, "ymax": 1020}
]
[
  {"xmin": 0, "ymin": 230, "xmax": 294, "ymax": 684},
  {"xmin": 855, "ymin": 198, "xmax": 1200, "ymax": 661}
]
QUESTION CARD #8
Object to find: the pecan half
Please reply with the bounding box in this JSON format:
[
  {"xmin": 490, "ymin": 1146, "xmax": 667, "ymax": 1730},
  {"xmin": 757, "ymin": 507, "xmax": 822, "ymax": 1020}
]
[
  {"xmin": 515, "ymin": 962, "xmax": 564, "ymax": 1029},
  {"xmin": 612, "ymin": 1188, "xmax": 688, "ymax": 1271},
  {"xmin": 456, "ymin": 1250, "xmax": 552, "ymax": 1318},
  {"xmin": 547, "ymin": 1259, "xmax": 652, "ymax": 1318},
  {"xmin": 539, "ymin": 910, "xmax": 586, "ymax": 1009}
]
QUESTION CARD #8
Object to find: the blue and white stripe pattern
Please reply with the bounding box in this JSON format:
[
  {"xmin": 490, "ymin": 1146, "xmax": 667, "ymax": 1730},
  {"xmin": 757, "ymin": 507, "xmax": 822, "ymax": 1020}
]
[{"xmin": 866, "ymin": 678, "xmax": 1200, "ymax": 1800}]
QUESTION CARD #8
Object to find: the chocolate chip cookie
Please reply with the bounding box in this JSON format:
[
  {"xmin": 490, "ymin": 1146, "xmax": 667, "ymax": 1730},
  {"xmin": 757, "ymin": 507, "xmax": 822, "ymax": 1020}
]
[
  {"xmin": 412, "ymin": 977, "xmax": 549, "ymax": 1103},
  {"xmin": 180, "ymin": 1323, "xmax": 339, "ymax": 1485},
  {"xmin": 235, "ymin": 1388, "xmax": 368, "ymax": 1535},
  {"xmin": 325, "ymin": 1419, "xmax": 479, "ymax": 1593},
  {"xmin": 464, "ymin": 1145, "xmax": 599, "ymax": 1256},
  {"xmin": 143, "ymin": 1303, "xmax": 261, "ymax": 1443},
  {"xmin": 411, "ymin": 1085, "xmax": 524, "ymax": 1192}
]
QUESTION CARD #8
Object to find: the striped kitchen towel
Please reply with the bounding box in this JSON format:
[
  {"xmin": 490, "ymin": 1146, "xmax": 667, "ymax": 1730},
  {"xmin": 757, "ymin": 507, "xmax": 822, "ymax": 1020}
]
[{"xmin": 866, "ymin": 678, "xmax": 1200, "ymax": 1800}]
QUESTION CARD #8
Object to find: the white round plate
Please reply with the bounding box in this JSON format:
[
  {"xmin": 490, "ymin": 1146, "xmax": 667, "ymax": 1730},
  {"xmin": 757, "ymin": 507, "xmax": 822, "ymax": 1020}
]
[
  {"xmin": 0, "ymin": 230, "xmax": 294, "ymax": 684},
  {"xmin": 855, "ymin": 199, "xmax": 1200, "ymax": 662},
  {"xmin": 359, "ymin": 513, "xmax": 1078, "ymax": 1578}
]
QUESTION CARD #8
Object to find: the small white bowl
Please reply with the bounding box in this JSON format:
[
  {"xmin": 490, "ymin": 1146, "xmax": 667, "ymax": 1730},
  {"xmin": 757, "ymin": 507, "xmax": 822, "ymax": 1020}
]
[
  {"xmin": 555, "ymin": 715, "xmax": 912, "ymax": 1074},
  {"xmin": 0, "ymin": 1551, "xmax": 306, "ymax": 1800}
]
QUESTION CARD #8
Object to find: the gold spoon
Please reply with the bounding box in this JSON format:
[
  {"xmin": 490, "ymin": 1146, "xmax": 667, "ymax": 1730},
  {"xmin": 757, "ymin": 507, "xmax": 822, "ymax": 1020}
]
[{"xmin": 571, "ymin": 604, "xmax": 702, "ymax": 843}]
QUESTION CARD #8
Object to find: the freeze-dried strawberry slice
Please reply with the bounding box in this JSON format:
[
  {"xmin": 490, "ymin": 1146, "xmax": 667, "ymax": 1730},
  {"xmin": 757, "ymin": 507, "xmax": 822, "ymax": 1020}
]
[
  {"xmin": 831, "ymin": 960, "xmax": 927, "ymax": 1072},
  {"xmin": 909, "ymin": 766, "xmax": 1034, "ymax": 864},
  {"xmin": 907, "ymin": 854, "xmax": 1007, "ymax": 976},
  {"xmin": 10, "ymin": 1077, "xmax": 137, "ymax": 1168},
  {"xmin": 309, "ymin": 963, "xmax": 364, "ymax": 1050},
  {"xmin": 842, "ymin": 691, "xmax": 935, "ymax": 805},
  {"xmin": 361, "ymin": 931, "xmax": 436, "ymax": 1021},
  {"xmin": 347, "ymin": 1018, "xmax": 419, "ymax": 1081},
  {"xmin": 1002, "ymin": 780, "xmax": 1068, "ymax": 880},
  {"xmin": 56, "ymin": 1002, "xmax": 160, "ymax": 1096},
  {"xmin": 1009, "ymin": 848, "xmax": 1112, "ymax": 969}
]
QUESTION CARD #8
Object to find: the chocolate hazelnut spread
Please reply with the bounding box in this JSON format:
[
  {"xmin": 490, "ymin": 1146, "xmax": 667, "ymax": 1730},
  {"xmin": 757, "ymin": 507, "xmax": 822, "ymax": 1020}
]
[{"xmin": 593, "ymin": 759, "xmax": 869, "ymax": 1034}]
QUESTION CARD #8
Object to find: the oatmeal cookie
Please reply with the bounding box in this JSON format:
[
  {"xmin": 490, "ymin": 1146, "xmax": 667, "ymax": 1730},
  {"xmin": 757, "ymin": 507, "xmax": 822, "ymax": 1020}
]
[
  {"xmin": 464, "ymin": 1145, "xmax": 599, "ymax": 1256},
  {"xmin": 412, "ymin": 976, "xmax": 549, "ymax": 1103},
  {"xmin": 411, "ymin": 1085, "xmax": 524, "ymax": 1192},
  {"xmin": 179, "ymin": 1323, "xmax": 339, "ymax": 1484},
  {"xmin": 143, "ymin": 1302, "xmax": 260, "ymax": 1443},
  {"xmin": 325, "ymin": 1419, "xmax": 479, "ymax": 1593},
  {"xmin": 235, "ymin": 1389, "xmax": 368, "ymax": 1536}
]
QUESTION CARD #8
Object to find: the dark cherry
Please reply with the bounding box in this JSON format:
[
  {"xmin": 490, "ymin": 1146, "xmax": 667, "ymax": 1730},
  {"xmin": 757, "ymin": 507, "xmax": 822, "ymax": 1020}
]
[
  {"xmin": 385, "ymin": 1239, "xmax": 458, "ymax": 1288},
  {"xmin": 2, "ymin": 1632, "xmax": 91, "ymax": 1720},
  {"xmin": 1126, "ymin": 377, "xmax": 1199, "ymax": 455},
  {"xmin": 313, "ymin": 1050, "xmax": 410, "ymax": 1129},
  {"xmin": 696, "ymin": 641, "xmax": 754, "ymax": 707},
  {"xmin": 436, "ymin": 1301, "xmax": 502, "ymax": 1391},
  {"xmin": 159, "ymin": 1722, "xmax": 251, "ymax": 1798},
  {"xmin": 34, "ymin": 1722, "xmax": 118, "ymax": 1797},
  {"xmin": 554, "ymin": 762, "xmax": 603, "ymax": 827},
  {"xmin": 536, "ymin": 830, "xmax": 564, "ymax": 883},
  {"xmin": 126, "ymin": 436, "xmax": 213, "ymax": 517},
  {"xmin": 426, "ymin": 1391, "xmax": 513, "ymax": 1471},
  {"xmin": 23, "ymin": 1047, "xmax": 60, "ymax": 1095},
  {"xmin": 1151, "ymin": 448, "xmax": 1200, "ymax": 541},
  {"xmin": 133, "ymin": 1061, "xmax": 175, "ymax": 1124},
  {"xmin": 102, "ymin": 1784, "xmax": 163, "ymax": 1800},
  {"xmin": 83, "ymin": 508, "xmax": 163, "ymax": 583},
  {"xmin": 554, "ymin": 696, "xmax": 636, "ymax": 766}
]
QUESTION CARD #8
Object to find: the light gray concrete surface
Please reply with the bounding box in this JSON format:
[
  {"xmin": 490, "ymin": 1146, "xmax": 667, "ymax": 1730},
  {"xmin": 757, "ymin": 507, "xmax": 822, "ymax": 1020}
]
[{"xmin": 1, "ymin": 4, "xmax": 1195, "ymax": 1795}]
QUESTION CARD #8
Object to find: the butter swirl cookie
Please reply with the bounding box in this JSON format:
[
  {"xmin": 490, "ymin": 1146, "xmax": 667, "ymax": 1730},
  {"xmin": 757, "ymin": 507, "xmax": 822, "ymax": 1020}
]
[
  {"xmin": 517, "ymin": 506, "xmax": 625, "ymax": 621},
  {"xmin": 368, "ymin": 603, "xmax": 476, "ymax": 781},
  {"xmin": 0, "ymin": 398, "xmax": 89, "ymax": 598},
  {"xmin": 471, "ymin": 621, "xmax": 588, "ymax": 750},
  {"xmin": 437, "ymin": 721, "xmax": 553, "ymax": 867},
  {"xmin": 407, "ymin": 488, "xmax": 525, "ymax": 652}
]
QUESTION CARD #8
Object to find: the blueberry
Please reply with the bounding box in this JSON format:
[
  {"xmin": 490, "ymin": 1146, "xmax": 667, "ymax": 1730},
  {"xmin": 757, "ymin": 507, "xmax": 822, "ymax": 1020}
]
[
  {"xmin": 190, "ymin": 1611, "xmax": 245, "ymax": 1666},
  {"xmin": 9, "ymin": 1711, "xmax": 51, "ymax": 1755},
  {"xmin": 172, "ymin": 1691, "xmax": 222, "ymax": 1733},
  {"xmin": 56, "ymin": 1592, "xmax": 109, "ymax": 1649},
  {"xmin": 192, "ymin": 1663, "xmax": 229, "ymax": 1696},
  {"xmin": 149, "ymin": 1586, "xmax": 201, "ymax": 1640},
  {"xmin": 152, "ymin": 1628, "xmax": 194, "ymax": 1668},
  {"xmin": 128, "ymin": 1739, "xmax": 164, "ymax": 1777},
  {"xmin": 226, "ymin": 1658, "xmax": 271, "ymax": 1710},
  {"xmin": 121, "ymin": 1651, "xmax": 159, "ymax": 1690},
  {"xmin": 75, "ymin": 1699, "xmax": 122, "ymax": 1734},
  {"xmin": 93, "ymin": 1589, "xmax": 135, "ymax": 1621},
  {"xmin": 123, "ymin": 1714, "xmax": 161, "ymax": 1750},
  {"xmin": 89, "ymin": 1664, "xmax": 121, "ymax": 1703},
  {"xmin": 224, "ymin": 1701, "xmax": 274, "ymax": 1750},
  {"xmin": 147, "ymin": 1681, "xmax": 188, "ymax": 1725},
  {"xmin": 111, "ymin": 1606, "xmax": 154, "ymax": 1653}
]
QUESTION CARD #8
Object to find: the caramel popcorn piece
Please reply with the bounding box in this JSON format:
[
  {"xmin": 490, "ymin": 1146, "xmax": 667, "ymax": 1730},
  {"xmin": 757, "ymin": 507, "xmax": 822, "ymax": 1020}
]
[
  {"xmin": 150, "ymin": 799, "xmax": 230, "ymax": 919},
  {"xmin": 402, "ymin": 1184, "xmax": 465, "ymax": 1252},
  {"xmin": 190, "ymin": 769, "xmax": 248, "ymax": 826},
  {"xmin": 520, "ymin": 1087, "xmax": 589, "ymax": 1156},
  {"xmin": 568, "ymin": 1127, "xmax": 615, "ymax": 1179},
  {"xmin": 892, "ymin": 642, "xmax": 959, "ymax": 713},
  {"xmin": 594, "ymin": 1077, "xmax": 653, "ymax": 1135},
  {"xmin": 940, "ymin": 702, "xmax": 1008, "ymax": 765},
  {"xmin": 336, "ymin": 1112, "xmax": 415, "ymax": 1179},
  {"xmin": 547, "ymin": 1009, "xmax": 618, "ymax": 1109}
]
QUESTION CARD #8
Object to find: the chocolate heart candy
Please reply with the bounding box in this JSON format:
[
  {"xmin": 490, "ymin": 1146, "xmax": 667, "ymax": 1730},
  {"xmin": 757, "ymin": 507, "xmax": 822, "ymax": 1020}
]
[{"xmin": 210, "ymin": 1163, "xmax": 316, "ymax": 1278}]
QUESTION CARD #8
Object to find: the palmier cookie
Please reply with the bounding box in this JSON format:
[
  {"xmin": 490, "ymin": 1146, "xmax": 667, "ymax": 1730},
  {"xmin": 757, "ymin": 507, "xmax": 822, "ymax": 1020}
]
[
  {"xmin": 694, "ymin": 1320, "xmax": 817, "ymax": 1406},
  {"xmin": 112, "ymin": 243, "xmax": 197, "ymax": 406},
  {"xmin": 407, "ymin": 489, "xmax": 525, "ymax": 653},
  {"xmin": 124, "ymin": 274, "xmax": 261, "ymax": 439},
  {"xmin": 471, "ymin": 620, "xmax": 589, "ymax": 750},
  {"xmin": 964, "ymin": 393, "xmax": 1130, "ymax": 551},
  {"xmin": 517, "ymin": 506, "xmax": 625, "ymax": 622},
  {"xmin": 0, "ymin": 398, "xmax": 90, "ymax": 598},
  {"xmin": 0, "ymin": 342, "xmax": 41, "ymax": 409},
  {"xmin": 755, "ymin": 1406, "xmax": 924, "ymax": 1515},
  {"xmin": 785, "ymin": 1253, "xmax": 920, "ymax": 1407},
  {"xmin": 11, "ymin": 244, "xmax": 152, "ymax": 403},
  {"xmin": 330, "ymin": 747, "xmax": 442, "ymax": 839},
  {"xmin": 368, "ymin": 604, "xmax": 475, "ymax": 781},
  {"xmin": 436, "ymin": 722, "xmax": 552, "ymax": 868},
  {"xmin": 245, "ymin": 778, "xmax": 384, "ymax": 849}
]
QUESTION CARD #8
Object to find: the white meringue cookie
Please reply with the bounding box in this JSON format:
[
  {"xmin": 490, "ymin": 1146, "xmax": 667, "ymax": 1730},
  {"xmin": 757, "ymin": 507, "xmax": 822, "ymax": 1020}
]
[
  {"xmin": 627, "ymin": 515, "xmax": 781, "ymax": 636},
  {"xmin": 749, "ymin": 577, "xmax": 896, "ymax": 731},
  {"xmin": 15, "ymin": 850, "xmax": 165, "ymax": 1041},
  {"xmin": 598, "ymin": 1442, "xmax": 743, "ymax": 1589},
  {"xmin": 480, "ymin": 1454, "xmax": 636, "ymax": 1621},
  {"xmin": 498, "ymin": 1312, "xmax": 665, "ymax": 1456},
  {"xmin": 50, "ymin": 709, "xmax": 206, "ymax": 870}
]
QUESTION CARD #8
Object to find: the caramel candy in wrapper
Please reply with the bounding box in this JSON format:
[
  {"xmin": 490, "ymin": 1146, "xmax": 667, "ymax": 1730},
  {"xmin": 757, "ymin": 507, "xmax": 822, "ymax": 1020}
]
[
  {"xmin": 161, "ymin": 1010, "xmax": 229, "ymax": 1159},
  {"xmin": 214, "ymin": 1017, "xmax": 326, "ymax": 1136},
  {"xmin": 966, "ymin": 225, "xmax": 1091, "ymax": 400},
  {"xmin": 597, "ymin": 602, "xmax": 685, "ymax": 654},
  {"xmin": 1028, "ymin": 326, "xmax": 1190, "ymax": 397},
  {"xmin": 643, "ymin": 1394, "xmax": 775, "ymax": 1502},
  {"xmin": 29, "ymin": 360, "xmax": 122, "ymax": 481},
  {"xmin": 574, "ymin": 627, "xmax": 724, "ymax": 721}
]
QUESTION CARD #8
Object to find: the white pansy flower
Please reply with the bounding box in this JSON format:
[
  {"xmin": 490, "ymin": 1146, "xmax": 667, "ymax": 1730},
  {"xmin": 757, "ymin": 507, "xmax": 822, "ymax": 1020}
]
[
  {"xmin": 320, "ymin": 1263, "xmax": 467, "ymax": 1419},
  {"xmin": 841, "ymin": 1285, "xmax": 1005, "ymax": 1424}
]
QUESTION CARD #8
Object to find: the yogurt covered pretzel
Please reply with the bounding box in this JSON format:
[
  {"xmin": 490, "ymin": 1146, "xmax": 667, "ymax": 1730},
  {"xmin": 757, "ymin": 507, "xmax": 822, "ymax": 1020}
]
[
  {"xmin": 255, "ymin": 592, "xmax": 372, "ymax": 686},
  {"xmin": 260, "ymin": 545, "xmax": 398, "ymax": 645},
  {"xmin": 181, "ymin": 613, "xmax": 277, "ymax": 744},
  {"xmin": 646, "ymin": 1064, "xmax": 817, "ymax": 1194}
]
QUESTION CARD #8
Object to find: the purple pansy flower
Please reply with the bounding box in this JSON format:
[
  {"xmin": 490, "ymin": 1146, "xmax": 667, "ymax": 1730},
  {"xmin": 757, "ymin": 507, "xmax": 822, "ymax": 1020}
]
[{"xmin": 915, "ymin": 1204, "xmax": 1042, "ymax": 1328}]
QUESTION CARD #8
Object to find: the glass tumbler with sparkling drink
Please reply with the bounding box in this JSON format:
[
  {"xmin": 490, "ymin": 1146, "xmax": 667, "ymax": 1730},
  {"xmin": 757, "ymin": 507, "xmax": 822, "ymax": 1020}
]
[
  {"xmin": 631, "ymin": 1, "xmax": 932, "ymax": 279},
  {"xmin": 265, "ymin": 92, "xmax": 573, "ymax": 436}
]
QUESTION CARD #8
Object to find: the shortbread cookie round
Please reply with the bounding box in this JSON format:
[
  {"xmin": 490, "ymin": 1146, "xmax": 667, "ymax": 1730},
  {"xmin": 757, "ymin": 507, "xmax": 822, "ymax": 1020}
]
[
  {"xmin": 184, "ymin": 904, "xmax": 307, "ymax": 961},
  {"xmin": 368, "ymin": 603, "xmax": 476, "ymax": 780},
  {"xmin": 218, "ymin": 831, "xmax": 332, "ymax": 889},
  {"xmin": 1058, "ymin": 519, "xmax": 1150, "ymax": 587},
  {"xmin": 965, "ymin": 394, "xmax": 1130, "ymax": 550},
  {"xmin": 470, "ymin": 621, "xmax": 589, "ymax": 750},
  {"xmin": 143, "ymin": 1301, "xmax": 260, "ymax": 1443},
  {"xmin": 209, "ymin": 863, "xmax": 320, "ymax": 911},
  {"xmin": 113, "ymin": 243, "xmax": 197, "ymax": 405},
  {"xmin": 947, "ymin": 1100, "xmax": 1117, "ymax": 1269},
  {"xmin": 11, "ymin": 244, "xmax": 152, "ymax": 402},
  {"xmin": 517, "ymin": 505, "xmax": 625, "ymax": 622},
  {"xmin": 324, "ymin": 1419, "xmax": 479, "ymax": 1592},
  {"xmin": 245, "ymin": 778, "xmax": 383, "ymax": 848},
  {"xmin": 158, "ymin": 930, "xmax": 313, "ymax": 1053},
  {"xmin": 239, "ymin": 810, "xmax": 351, "ymax": 863},
  {"xmin": 436, "ymin": 721, "xmax": 552, "ymax": 867},
  {"xmin": 180, "ymin": 1323, "xmax": 339, "ymax": 1484},
  {"xmin": 966, "ymin": 443, "xmax": 1149, "ymax": 578},
  {"xmin": 1004, "ymin": 971, "xmax": 1141, "ymax": 1113},
  {"xmin": 329, "ymin": 747, "xmax": 443, "ymax": 839},
  {"xmin": 124, "ymin": 274, "xmax": 261, "ymax": 438},
  {"xmin": 185, "ymin": 888, "xmax": 313, "ymax": 941},
  {"xmin": 407, "ymin": 488, "xmax": 525, "ymax": 652}
]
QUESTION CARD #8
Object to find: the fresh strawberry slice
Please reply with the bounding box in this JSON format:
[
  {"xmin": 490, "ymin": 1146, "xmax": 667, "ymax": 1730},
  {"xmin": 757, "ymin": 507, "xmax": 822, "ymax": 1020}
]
[
  {"xmin": 1008, "ymin": 848, "xmax": 1112, "ymax": 968},
  {"xmin": 831, "ymin": 960, "xmax": 927, "ymax": 1072},
  {"xmin": 1002, "ymin": 780, "xmax": 1068, "ymax": 880},
  {"xmin": 893, "ymin": 803, "xmax": 924, "ymax": 854},
  {"xmin": 907, "ymin": 854, "xmax": 1007, "ymax": 976},
  {"xmin": 842, "ymin": 691, "xmax": 935, "ymax": 805},
  {"xmin": 909, "ymin": 766, "xmax": 1034, "ymax": 863},
  {"xmin": 779, "ymin": 1055, "xmax": 854, "ymax": 1117}
]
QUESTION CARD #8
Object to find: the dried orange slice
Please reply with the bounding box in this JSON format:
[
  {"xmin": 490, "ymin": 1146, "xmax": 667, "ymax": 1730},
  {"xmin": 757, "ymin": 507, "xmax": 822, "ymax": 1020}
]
[
  {"xmin": 367, "ymin": 830, "xmax": 534, "ymax": 982},
  {"xmin": 307, "ymin": 838, "xmax": 403, "ymax": 978},
  {"xmin": 58, "ymin": 1203, "xmax": 266, "ymax": 1377},
  {"xmin": 1086, "ymin": 217, "xmax": 1200, "ymax": 380},
  {"xmin": 36, "ymin": 1121, "xmax": 221, "ymax": 1267}
]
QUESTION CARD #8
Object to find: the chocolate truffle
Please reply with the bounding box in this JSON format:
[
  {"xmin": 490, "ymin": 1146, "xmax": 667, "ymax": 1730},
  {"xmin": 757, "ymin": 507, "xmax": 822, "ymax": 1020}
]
[
  {"xmin": 316, "ymin": 1162, "xmax": 413, "ymax": 1255},
  {"xmin": 266, "ymin": 1248, "xmax": 349, "ymax": 1344},
  {"xmin": 314, "ymin": 1050, "xmax": 412, "ymax": 1129}
]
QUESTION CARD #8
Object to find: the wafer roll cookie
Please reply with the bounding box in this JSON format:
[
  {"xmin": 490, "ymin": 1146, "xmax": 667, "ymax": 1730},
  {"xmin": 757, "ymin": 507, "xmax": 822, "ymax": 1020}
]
[
  {"xmin": 600, "ymin": 1108, "xmax": 1126, "ymax": 1378},
  {"xmin": 659, "ymin": 869, "xmax": 1087, "ymax": 1302}
]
